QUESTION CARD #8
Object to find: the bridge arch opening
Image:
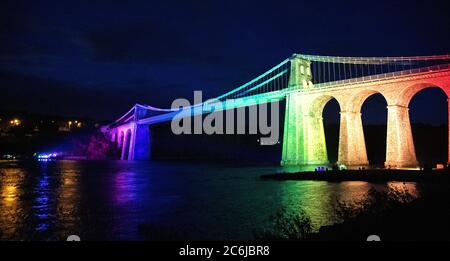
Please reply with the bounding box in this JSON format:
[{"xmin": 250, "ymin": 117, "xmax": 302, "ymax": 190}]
[
  {"xmin": 122, "ymin": 129, "xmax": 132, "ymax": 160},
  {"xmin": 113, "ymin": 132, "xmax": 118, "ymax": 146},
  {"xmin": 314, "ymin": 95, "xmax": 341, "ymax": 164},
  {"xmin": 358, "ymin": 91, "xmax": 388, "ymax": 167},
  {"xmin": 397, "ymin": 83, "xmax": 450, "ymax": 107},
  {"xmin": 118, "ymin": 131, "xmax": 125, "ymax": 159},
  {"xmin": 404, "ymin": 84, "xmax": 449, "ymax": 167}
]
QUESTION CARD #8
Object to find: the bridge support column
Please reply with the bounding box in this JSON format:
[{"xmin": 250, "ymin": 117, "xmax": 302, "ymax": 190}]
[
  {"xmin": 337, "ymin": 111, "xmax": 369, "ymax": 168},
  {"xmin": 118, "ymin": 123, "xmax": 151, "ymax": 160},
  {"xmin": 448, "ymin": 99, "xmax": 450, "ymax": 165},
  {"xmin": 305, "ymin": 114, "xmax": 329, "ymax": 165},
  {"xmin": 385, "ymin": 105, "xmax": 418, "ymax": 168},
  {"xmin": 281, "ymin": 93, "xmax": 329, "ymax": 166},
  {"xmin": 133, "ymin": 124, "xmax": 151, "ymax": 160}
]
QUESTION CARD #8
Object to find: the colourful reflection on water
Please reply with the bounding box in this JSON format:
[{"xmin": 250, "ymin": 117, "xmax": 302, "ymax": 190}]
[
  {"xmin": 0, "ymin": 162, "xmax": 25, "ymax": 239},
  {"xmin": 0, "ymin": 160, "xmax": 82, "ymax": 240},
  {"xmin": 34, "ymin": 174, "xmax": 51, "ymax": 232},
  {"xmin": 275, "ymin": 180, "xmax": 420, "ymax": 231},
  {"xmin": 0, "ymin": 160, "xmax": 426, "ymax": 240},
  {"xmin": 3, "ymin": 184, "xmax": 17, "ymax": 203},
  {"xmin": 276, "ymin": 181, "xmax": 373, "ymax": 230},
  {"xmin": 55, "ymin": 161, "xmax": 81, "ymax": 239},
  {"xmin": 336, "ymin": 181, "xmax": 372, "ymax": 203},
  {"xmin": 280, "ymin": 181, "xmax": 334, "ymax": 230}
]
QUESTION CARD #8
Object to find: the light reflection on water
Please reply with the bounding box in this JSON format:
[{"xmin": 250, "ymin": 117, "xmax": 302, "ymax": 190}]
[
  {"xmin": 0, "ymin": 160, "xmax": 420, "ymax": 240},
  {"xmin": 277, "ymin": 181, "xmax": 391, "ymax": 230},
  {"xmin": 55, "ymin": 161, "xmax": 81, "ymax": 239},
  {"xmin": 114, "ymin": 172, "xmax": 139, "ymax": 205},
  {"xmin": 0, "ymin": 165, "xmax": 24, "ymax": 238}
]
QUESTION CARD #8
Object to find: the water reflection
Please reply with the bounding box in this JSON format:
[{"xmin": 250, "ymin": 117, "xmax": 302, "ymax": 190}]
[
  {"xmin": 55, "ymin": 161, "xmax": 81, "ymax": 239},
  {"xmin": 0, "ymin": 160, "xmax": 83, "ymax": 240},
  {"xmin": 336, "ymin": 181, "xmax": 372, "ymax": 203},
  {"xmin": 0, "ymin": 163, "xmax": 25, "ymax": 239},
  {"xmin": 113, "ymin": 171, "xmax": 138, "ymax": 205},
  {"xmin": 276, "ymin": 181, "xmax": 373, "ymax": 230},
  {"xmin": 0, "ymin": 160, "xmax": 425, "ymax": 240},
  {"xmin": 34, "ymin": 174, "xmax": 51, "ymax": 233},
  {"xmin": 3, "ymin": 184, "xmax": 18, "ymax": 203},
  {"xmin": 275, "ymin": 180, "xmax": 420, "ymax": 231}
]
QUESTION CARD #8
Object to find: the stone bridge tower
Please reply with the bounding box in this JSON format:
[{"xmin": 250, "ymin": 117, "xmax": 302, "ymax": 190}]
[{"xmin": 281, "ymin": 54, "xmax": 330, "ymax": 167}]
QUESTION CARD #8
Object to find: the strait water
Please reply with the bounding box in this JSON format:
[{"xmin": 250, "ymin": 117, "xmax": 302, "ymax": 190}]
[{"xmin": 0, "ymin": 160, "xmax": 420, "ymax": 241}]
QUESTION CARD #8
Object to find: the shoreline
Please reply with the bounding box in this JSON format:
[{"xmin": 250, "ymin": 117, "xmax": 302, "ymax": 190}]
[{"xmin": 261, "ymin": 169, "xmax": 450, "ymax": 182}]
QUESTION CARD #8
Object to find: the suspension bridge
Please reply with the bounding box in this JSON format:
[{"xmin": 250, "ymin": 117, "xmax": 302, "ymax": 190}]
[{"xmin": 104, "ymin": 53, "xmax": 450, "ymax": 169}]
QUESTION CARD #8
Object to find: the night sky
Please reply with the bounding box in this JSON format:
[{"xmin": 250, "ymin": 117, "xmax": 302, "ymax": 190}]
[{"xmin": 1, "ymin": 0, "xmax": 449, "ymax": 122}]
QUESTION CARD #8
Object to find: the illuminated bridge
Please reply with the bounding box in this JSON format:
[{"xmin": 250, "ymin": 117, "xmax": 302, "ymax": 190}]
[{"xmin": 104, "ymin": 54, "xmax": 450, "ymax": 169}]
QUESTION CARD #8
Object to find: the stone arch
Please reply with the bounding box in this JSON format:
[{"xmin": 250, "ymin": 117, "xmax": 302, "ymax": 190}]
[
  {"xmin": 396, "ymin": 82, "xmax": 450, "ymax": 107},
  {"xmin": 399, "ymin": 82, "xmax": 449, "ymax": 166},
  {"xmin": 345, "ymin": 89, "xmax": 389, "ymax": 167},
  {"xmin": 346, "ymin": 89, "xmax": 389, "ymax": 112},
  {"xmin": 335, "ymin": 90, "xmax": 389, "ymax": 168},
  {"xmin": 382, "ymin": 82, "xmax": 450, "ymax": 168},
  {"xmin": 308, "ymin": 94, "xmax": 342, "ymax": 117}
]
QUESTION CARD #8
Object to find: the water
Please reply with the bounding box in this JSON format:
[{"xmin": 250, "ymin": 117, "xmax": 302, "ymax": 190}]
[{"xmin": 0, "ymin": 160, "xmax": 419, "ymax": 241}]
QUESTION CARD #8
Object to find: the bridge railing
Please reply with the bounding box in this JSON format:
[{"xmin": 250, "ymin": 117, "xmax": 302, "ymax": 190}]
[{"xmin": 296, "ymin": 54, "xmax": 450, "ymax": 63}]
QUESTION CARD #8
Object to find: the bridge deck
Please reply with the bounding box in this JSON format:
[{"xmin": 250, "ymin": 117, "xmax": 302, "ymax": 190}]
[
  {"xmin": 136, "ymin": 65, "xmax": 450, "ymax": 125},
  {"xmin": 109, "ymin": 64, "xmax": 450, "ymax": 128}
]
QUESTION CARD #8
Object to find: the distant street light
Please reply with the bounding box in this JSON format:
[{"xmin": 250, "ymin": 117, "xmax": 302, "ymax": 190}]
[{"xmin": 10, "ymin": 119, "xmax": 21, "ymax": 126}]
